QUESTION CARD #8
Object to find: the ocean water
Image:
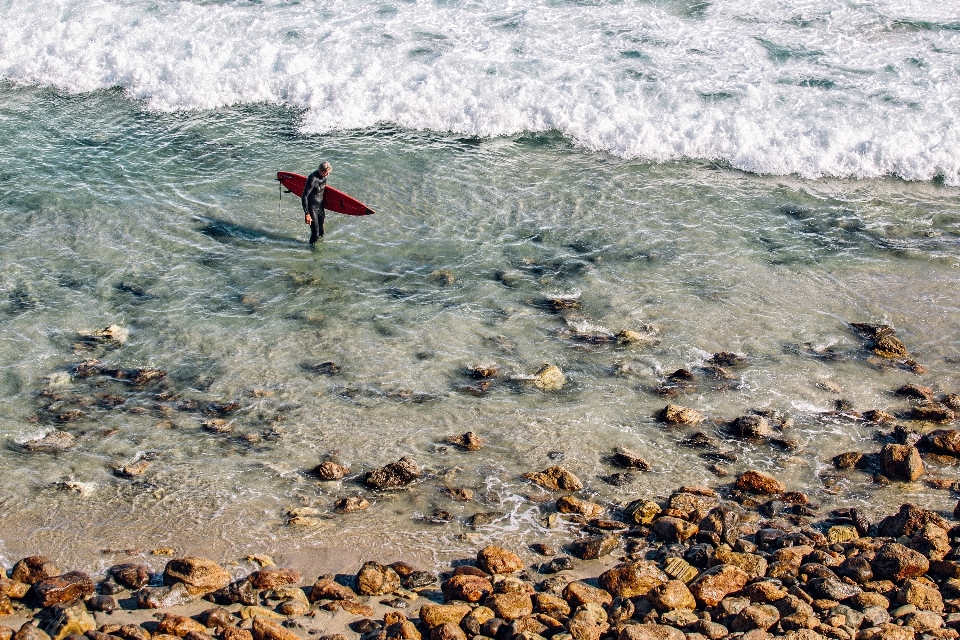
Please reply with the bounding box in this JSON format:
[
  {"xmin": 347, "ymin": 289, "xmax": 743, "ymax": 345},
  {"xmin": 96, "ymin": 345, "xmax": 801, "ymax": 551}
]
[{"xmin": 0, "ymin": 0, "xmax": 959, "ymax": 575}]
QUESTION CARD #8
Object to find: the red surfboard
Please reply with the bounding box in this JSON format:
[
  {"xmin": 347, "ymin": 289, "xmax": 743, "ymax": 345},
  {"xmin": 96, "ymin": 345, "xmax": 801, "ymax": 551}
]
[{"xmin": 276, "ymin": 171, "xmax": 375, "ymax": 216}]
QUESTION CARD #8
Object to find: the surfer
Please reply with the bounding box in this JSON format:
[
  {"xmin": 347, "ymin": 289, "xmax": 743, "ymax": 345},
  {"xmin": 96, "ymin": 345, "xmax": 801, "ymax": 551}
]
[{"xmin": 302, "ymin": 161, "xmax": 331, "ymax": 244}]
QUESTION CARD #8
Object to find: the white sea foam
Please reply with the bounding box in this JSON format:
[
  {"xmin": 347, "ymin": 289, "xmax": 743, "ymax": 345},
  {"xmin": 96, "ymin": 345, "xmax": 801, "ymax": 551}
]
[{"xmin": 2, "ymin": 0, "xmax": 959, "ymax": 184}]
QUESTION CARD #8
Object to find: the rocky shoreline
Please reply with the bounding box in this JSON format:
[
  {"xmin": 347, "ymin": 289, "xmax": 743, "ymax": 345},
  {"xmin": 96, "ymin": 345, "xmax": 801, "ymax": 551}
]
[{"xmin": 1, "ymin": 466, "xmax": 958, "ymax": 640}]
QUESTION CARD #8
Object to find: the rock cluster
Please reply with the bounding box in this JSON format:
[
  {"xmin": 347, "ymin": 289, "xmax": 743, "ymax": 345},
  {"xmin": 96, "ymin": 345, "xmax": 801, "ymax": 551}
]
[{"xmin": 1, "ymin": 470, "xmax": 957, "ymax": 640}]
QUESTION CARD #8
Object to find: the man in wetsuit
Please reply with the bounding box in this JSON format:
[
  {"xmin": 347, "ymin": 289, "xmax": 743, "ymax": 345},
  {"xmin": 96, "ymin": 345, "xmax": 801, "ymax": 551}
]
[{"xmin": 302, "ymin": 161, "xmax": 331, "ymax": 244}]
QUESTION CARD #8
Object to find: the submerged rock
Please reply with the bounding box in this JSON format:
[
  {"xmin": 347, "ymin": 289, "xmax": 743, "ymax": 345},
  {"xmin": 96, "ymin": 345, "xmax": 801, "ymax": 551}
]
[
  {"xmin": 17, "ymin": 431, "xmax": 76, "ymax": 453},
  {"xmin": 735, "ymin": 470, "xmax": 785, "ymax": 495},
  {"xmin": 532, "ymin": 364, "xmax": 566, "ymax": 391},
  {"xmin": 522, "ymin": 466, "xmax": 583, "ymax": 491},
  {"xmin": 365, "ymin": 457, "xmax": 421, "ymax": 490},
  {"xmin": 311, "ymin": 460, "xmax": 350, "ymax": 480},
  {"xmin": 444, "ymin": 431, "xmax": 483, "ymax": 451},
  {"xmin": 658, "ymin": 404, "xmax": 704, "ymax": 426},
  {"xmin": 612, "ymin": 447, "xmax": 651, "ymax": 471}
]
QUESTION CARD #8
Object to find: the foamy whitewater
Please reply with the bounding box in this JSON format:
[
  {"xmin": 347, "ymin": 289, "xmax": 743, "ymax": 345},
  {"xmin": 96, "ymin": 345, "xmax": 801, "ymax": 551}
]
[
  {"xmin": 2, "ymin": 0, "xmax": 960, "ymax": 183},
  {"xmin": 0, "ymin": 0, "xmax": 959, "ymax": 575}
]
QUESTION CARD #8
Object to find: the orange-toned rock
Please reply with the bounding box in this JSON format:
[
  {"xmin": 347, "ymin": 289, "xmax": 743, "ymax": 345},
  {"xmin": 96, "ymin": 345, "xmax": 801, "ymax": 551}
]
[
  {"xmin": 248, "ymin": 568, "xmax": 301, "ymax": 590},
  {"xmin": 477, "ymin": 546, "xmax": 524, "ymax": 574},
  {"xmin": 163, "ymin": 558, "xmax": 231, "ymax": 595},
  {"xmin": 735, "ymin": 470, "xmax": 785, "ymax": 495},
  {"xmin": 688, "ymin": 564, "xmax": 749, "ymax": 607},
  {"xmin": 598, "ymin": 561, "xmax": 668, "ymax": 599}
]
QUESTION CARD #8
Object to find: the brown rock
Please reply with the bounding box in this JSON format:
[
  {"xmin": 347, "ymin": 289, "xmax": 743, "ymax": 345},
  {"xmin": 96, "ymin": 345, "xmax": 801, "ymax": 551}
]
[
  {"xmin": 730, "ymin": 604, "xmax": 780, "ymax": 632},
  {"xmin": 335, "ymin": 497, "xmax": 370, "ymax": 513},
  {"xmin": 338, "ymin": 601, "xmax": 374, "ymax": 616},
  {"xmin": 115, "ymin": 625, "xmax": 150, "ymax": 640},
  {"xmin": 648, "ymin": 580, "xmax": 696, "ymax": 611},
  {"xmin": 444, "ymin": 432, "xmax": 483, "ymax": 451},
  {"xmin": 311, "ymin": 461, "xmax": 349, "ymax": 480},
  {"xmin": 429, "ymin": 623, "xmax": 465, "ymax": 640},
  {"xmin": 873, "ymin": 334, "xmax": 908, "ymax": 358},
  {"xmin": 658, "ymin": 405, "xmax": 704, "ymax": 426},
  {"xmin": 365, "ymin": 457, "xmax": 420, "ymax": 490},
  {"xmin": 624, "ymin": 500, "xmax": 661, "ymax": 525},
  {"xmin": 617, "ymin": 624, "xmax": 684, "ymax": 640},
  {"xmin": 155, "ymin": 616, "xmax": 207, "ymax": 638},
  {"xmin": 221, "ymin": 630, "xmax": 252, "ymax": 640},
  {"xmin": 31, "ymin": 572, "xmax": 95, "ymax": 608},
  {"xmin": 912, "ymin": 523, "xmax": 952, "ymax": 561},
  {"xmin": 923, "ymin": 429, "xmax": 960, "ymax": 456},
  {"xmin": 563, "ymin": 581, "xmax": 613, "ymax": 607},
  {"xmin": 417, "ymin": 603, "xmax": 472, "ymax": 629},
  {"xmin": 612, "ymin": 447, "xmax": 651, "ymax": 471},
  {"xmin": 308, "ymin": 578, "xmax": 355, "ymax": 601},
  {"xmin": 250, "ymin": 619, "xmax": 299, "ymax": 640},
  {"xmin": 135, "ymin": 583, "xmax": 194, "ymax": 609},
  {"xmin": 109, "ymin": 564, "xmax": 150, "ymax": 590},
  {"xmin": 731, "ymin": 415, "xmax": 772, "ymax": 439},
  {"xmin": 440, "ymin": 574, "xmax": 492, "ymax": 603},
  {"xmin": 35, "ymin": 600, "xmax": 96, "ymax": 640},
  {"xmin": 12, "ymin": 624, "xmax": 49, "ymax": 640},
  {"xmin": 556, "ymin": 496, "xmax": 604, "ymax": 519},
  {"xmin": 735, "ymin": 470, "xmax": 785, "ymax": 494},
  {"xmin": 0, "ymin": 578, "xmax": 29, "ymax": 600},
  {"xmin": 688, "ymin": 564, "xmax": 749, "ymax": 607},
  {"xmin": 598, "ymin": 561, "xmax": 668, "ymax": 599},
  {"xmin": 532, "ymin": 593, "xmax": 570, "ymax": 617},
  {"xmin": 881, "ymin": 443, "xmax": 924, "ymax": 481},
  {"xmin": 521, "ymin": 466, "xmax": 583, "ymax": 492},
  {"xmin": 910, "ymin": 404, "xmax": 956, "ymax": 422},
  {"xmin": 477, "ymin": 546, "xmax": 524, "ymax": 574},
  {"xmin": 651, "ymin": 516, "xmax": 698, "ymax": 543},
  {"xmin": 163, "ymin": 558, "xmax": 231, "ymax": 596},
  {"xmin": 877, "ymin": 503, "xmax": 951, "ymax": 537},
  {"xmin": 713, "ymin": 548, "xmax": 768, "ymax": 580},
  {"xmin": 832, "ymin": 452, "xmax": 863, "ymax": 469},
  {"xmin": 198, "ymin": 607, "xmax": 233, "ymax": 628},
  {"xmin": 567, "ymin": 619, "xmax": 603, "ymax": 640},
  {"xmin": 857, "ymin": 624, "xmax": 916, "ymax": 640},
  {"xmin": 356, "ymin": 562, "xmax": 401, "ymax": 596},
  {"xmin": 897, "ymin": 384, "xmax": 934, "ymax": 401},
  {"xmin": 872, "ymin": 543, "xmax": 930, "ymax": 582},
  {"xmin": 11, "ymin": 557, "xmax": 60, "ymax": 585},
  {"xmin": 485, "ymin": 593, "xmax": 533, "ymax": 621},
  {"xmin": 568, "ymin": 535, "xmax": 618, "ymax": 560},
  {"xmin": 248, "ymin": 568, "xmax": 301, "ymax": 590},
  {"xmin": 898, "ymin": 579, "xmax": 944, "ymax": 612}
]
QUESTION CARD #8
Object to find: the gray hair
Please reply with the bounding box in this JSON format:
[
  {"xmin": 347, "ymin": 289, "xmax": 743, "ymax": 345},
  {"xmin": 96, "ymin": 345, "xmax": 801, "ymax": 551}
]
[{"xmin": 319, "ymin": 161, "xmax": 332, "ymax": 174}]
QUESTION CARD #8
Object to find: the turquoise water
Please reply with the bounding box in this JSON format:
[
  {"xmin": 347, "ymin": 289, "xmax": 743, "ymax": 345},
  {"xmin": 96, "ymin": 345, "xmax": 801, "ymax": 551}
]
[{"xmin": 0, "ymin": 84, "xmax": 958, "ymax": 573}]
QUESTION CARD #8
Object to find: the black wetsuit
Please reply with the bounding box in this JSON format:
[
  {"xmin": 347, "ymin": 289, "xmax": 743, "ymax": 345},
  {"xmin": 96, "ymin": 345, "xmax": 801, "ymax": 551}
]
[{"xmin": 301, "ymin": 170, "xmax": 327, "ymax": 244}]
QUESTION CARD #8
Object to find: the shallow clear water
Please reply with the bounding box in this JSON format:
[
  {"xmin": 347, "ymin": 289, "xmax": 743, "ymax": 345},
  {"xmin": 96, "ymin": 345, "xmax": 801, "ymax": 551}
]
[{"xmin": 0, "ymin": 84, "xmax": 958, "ymax": 575}]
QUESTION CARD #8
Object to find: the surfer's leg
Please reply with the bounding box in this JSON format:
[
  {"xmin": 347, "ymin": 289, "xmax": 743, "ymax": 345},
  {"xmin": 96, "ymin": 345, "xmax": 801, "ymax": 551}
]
[
  {"xmin": 318, "ymin": 209, "xmax": 326, "ymax": 238},
  {"xmin": 309, "ymin": 208, "xmax": 321, "ymax": 244}
]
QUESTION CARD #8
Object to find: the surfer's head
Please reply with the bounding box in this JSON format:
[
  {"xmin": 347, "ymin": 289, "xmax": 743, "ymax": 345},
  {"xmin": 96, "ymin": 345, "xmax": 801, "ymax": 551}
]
[{"xmin": 319, "ymin": 161, "xmax": 332, "ymax": 176}]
